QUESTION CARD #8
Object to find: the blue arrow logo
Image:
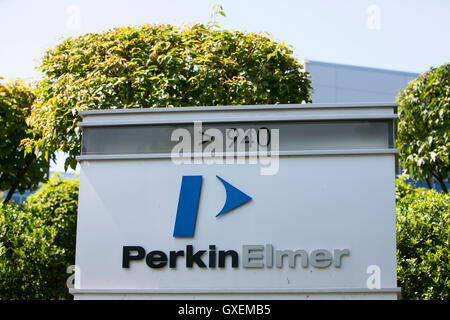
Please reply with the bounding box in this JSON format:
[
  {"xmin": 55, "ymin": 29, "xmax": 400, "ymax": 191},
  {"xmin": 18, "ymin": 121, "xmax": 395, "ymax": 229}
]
[
  {"xmin": 216, "ymin": 176, "xmax": 252, "ymax": 217},
  {"xmin": 173, "ymin": 175, "xmax": 252, "ymax": 237}
]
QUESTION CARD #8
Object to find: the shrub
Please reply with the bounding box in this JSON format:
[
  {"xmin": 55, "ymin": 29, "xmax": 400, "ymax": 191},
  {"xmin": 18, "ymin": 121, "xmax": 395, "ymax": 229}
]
[
  {"xmin": 0, "ymin": 204, "xmax": 63, "ymax": 299},
  {"xmin": 25, "ymin": 174, "xmax": 79, "ymax": 265},
  {"xmin": 0, "ymin": 175, "xmax": 78, "ymax": 300},
  {"xmin": 396, "ymin": 177, "xmax": 449, "ymax": 299}
]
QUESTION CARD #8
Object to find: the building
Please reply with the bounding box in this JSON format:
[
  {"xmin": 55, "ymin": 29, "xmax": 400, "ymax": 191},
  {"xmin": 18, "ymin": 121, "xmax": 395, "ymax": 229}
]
[{"xmin": 304, "ymin": 60, "xmax": 419, "ymax": 103}]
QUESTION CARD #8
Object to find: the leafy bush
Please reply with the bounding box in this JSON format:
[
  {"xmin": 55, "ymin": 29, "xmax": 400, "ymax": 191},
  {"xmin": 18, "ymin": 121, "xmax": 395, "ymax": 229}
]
[
  {"xmin": 0, "ymin": 204, "xmax": 63, "ymax": 299},
  {"xmin": 26, "ymin": 23, "xmax": 312, "ymax": 170},
  {"xmin": 25, "ymin": 174, "xmax": 79, "ymax": 271},
  {"xmin": 396, "ymin": 177, "xmax": 449, "ymax": 299},
  {"xmin": 0, "ymin": 175, "xmax": 78, "ymax": 300},
  {"xmin": 397, "ymin": 63, "xmax": 450, "ymax": 192}
]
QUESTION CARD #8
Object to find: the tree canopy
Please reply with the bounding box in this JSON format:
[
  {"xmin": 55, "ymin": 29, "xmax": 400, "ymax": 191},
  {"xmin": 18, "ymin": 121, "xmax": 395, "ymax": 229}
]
[
  {"xmin": 27, "ymin": 23, "xmax": 312, "ymax": 170},
  {"xmin": 0, "ymin": 80, "xmax": 49, "ymax": 204},
  {"xmin": 397, "ymin": 63, "xmax": 449, "ymax": 193}
]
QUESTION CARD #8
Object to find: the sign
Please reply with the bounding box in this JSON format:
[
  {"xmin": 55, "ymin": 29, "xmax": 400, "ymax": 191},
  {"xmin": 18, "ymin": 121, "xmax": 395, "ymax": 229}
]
[{"xmin": 71, "ymin": 103, "xmax": 400, "ymax": 299}]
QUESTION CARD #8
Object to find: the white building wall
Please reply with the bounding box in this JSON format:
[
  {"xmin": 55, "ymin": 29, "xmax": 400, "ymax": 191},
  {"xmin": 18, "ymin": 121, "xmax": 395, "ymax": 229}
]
[{"xmin": 304, "ymin": 60, "xmax": 419, "ymax": 103}]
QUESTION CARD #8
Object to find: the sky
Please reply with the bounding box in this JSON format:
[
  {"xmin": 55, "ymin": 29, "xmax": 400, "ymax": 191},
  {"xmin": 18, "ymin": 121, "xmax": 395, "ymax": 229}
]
[{"xmin": 1, "ymin": 0, "xmax": 449, "ymax": 172}]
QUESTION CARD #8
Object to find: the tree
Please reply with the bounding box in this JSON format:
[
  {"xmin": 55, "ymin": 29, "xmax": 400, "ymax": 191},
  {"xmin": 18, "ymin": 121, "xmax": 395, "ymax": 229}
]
[
  {"xmin": 26, "ymin": 23, "xmax": 312, "ymax": 169},
  {"xmin": 0, "ymin": 80, "xmax": 49, "ymax": 204},
  {"xmin": 396, "ymin": 63, "xmax": 450, "ymax": 193}
]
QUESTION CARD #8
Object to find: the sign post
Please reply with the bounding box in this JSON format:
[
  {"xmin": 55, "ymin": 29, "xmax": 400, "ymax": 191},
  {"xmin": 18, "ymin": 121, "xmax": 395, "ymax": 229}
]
[{"xmin": 70, "ymin": 103, "xmax": 400, "ymax": 299}]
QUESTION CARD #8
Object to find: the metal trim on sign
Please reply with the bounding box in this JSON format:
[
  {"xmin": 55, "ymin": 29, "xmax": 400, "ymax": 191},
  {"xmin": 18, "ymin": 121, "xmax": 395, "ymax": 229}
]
[
  {"xmin": 78, "ymin": 114, "xmax": 398, "ymax": 127},
  {"xmin": 76, "ymin": 149, "xmax": 399, "ymax": 161}
]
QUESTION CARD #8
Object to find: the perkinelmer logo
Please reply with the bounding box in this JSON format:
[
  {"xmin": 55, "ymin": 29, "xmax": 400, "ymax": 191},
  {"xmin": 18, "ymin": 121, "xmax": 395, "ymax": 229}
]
[
  {"xmin": 173, "ymin": 175, "xmax": 252, "ymax": 238},
  {"xmin": 122, "ymin": 175, "xmax": 351, "ymax": 270}
]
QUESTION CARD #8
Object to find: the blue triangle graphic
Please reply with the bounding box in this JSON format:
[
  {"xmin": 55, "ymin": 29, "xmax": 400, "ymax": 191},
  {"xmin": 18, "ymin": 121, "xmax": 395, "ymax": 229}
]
[{"xmin": 216, "ymin": 176, "xmax": 252, "ymax": 217}]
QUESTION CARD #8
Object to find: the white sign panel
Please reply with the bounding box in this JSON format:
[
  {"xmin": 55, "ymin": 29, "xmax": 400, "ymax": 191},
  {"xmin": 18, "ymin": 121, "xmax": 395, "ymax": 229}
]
[{"xmin": 72, "ymin": 103, "xmax": 400, "ymax": 299}]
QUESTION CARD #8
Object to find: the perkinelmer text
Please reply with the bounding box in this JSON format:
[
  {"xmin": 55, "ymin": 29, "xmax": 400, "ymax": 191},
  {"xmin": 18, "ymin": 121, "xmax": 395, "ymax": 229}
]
[{"xmin": 122, "ymin": 245, "xmax": 350, "ymax": 269}]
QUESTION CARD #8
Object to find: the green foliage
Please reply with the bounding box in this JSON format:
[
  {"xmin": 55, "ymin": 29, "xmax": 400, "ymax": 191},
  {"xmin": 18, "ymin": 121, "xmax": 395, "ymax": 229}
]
[
  {"xmin": 396, "ymin": 63, "xmax": 450, "ymax": 193},
  {"xmin": 26, "ymin": 174, "xmax": 79, "ymax": 267},
  {"xmin": 396, "ymin": 177, "xmax": 449, "ymax": 300},
  {"xmin": 0, "ymin": 80, "xmax": 49, "ymax": 203},
  {"xmin": 0, "ymin": 175, "xmax": 78, "ymax": 300},
  {"xmin": 27, "ymin": 23, "xmax": 311, "ymax": 170},
  {"xmin": 0, "ymin": 203, "xmax": 63, "ymax": 299}
]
